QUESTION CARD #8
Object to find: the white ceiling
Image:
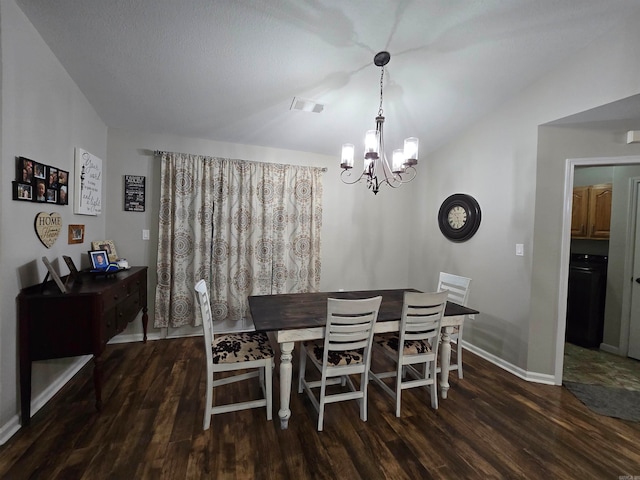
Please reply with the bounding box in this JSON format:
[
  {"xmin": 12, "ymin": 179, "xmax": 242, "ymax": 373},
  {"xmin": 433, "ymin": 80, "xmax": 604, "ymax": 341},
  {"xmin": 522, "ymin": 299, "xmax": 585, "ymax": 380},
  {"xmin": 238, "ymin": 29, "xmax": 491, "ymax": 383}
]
[{"xmin": 15, "ymin": 0, "xmax": 640, "ymax": 159}]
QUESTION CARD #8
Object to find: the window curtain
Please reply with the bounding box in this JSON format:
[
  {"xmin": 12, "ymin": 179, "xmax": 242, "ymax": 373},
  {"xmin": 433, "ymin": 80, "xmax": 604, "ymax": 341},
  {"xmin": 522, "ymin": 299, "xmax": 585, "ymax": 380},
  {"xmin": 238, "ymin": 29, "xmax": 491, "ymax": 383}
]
[{"xmin": 154, "ymin": 152, "xmax": 323, "ymax": 328}]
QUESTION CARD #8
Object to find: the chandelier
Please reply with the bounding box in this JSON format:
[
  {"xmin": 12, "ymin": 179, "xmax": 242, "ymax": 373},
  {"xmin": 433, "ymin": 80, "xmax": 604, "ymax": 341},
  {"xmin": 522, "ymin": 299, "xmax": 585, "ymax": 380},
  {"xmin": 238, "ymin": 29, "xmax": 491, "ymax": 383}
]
[{"xmin": 340, "ymin": 51, "xmax": 418, "ymax": 195}]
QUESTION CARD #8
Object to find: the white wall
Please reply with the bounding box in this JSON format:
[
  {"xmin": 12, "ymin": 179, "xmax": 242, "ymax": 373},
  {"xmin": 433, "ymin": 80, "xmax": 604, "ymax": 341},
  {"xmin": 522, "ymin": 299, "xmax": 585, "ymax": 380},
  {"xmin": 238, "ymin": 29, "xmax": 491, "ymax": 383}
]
[
  {"xmin": 0, "ymin": 0, "xmax": 107, "ymax": 439},
  {"xmin": 538, "ymin": 128, "xmax": 640, "ymax": 355}
]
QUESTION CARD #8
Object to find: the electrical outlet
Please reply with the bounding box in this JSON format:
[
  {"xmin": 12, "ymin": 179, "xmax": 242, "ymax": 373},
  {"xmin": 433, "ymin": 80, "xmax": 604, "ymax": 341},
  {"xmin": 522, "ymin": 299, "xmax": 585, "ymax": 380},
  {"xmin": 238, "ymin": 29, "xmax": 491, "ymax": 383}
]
[{"xmin": 468, "ymin": 314, "xmax": 475, "ymax": 320}]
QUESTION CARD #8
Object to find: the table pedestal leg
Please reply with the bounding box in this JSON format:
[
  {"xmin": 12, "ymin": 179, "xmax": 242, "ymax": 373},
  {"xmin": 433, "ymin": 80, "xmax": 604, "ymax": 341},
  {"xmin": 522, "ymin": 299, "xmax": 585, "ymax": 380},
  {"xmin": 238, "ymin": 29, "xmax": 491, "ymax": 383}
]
[
  {"xmin": 440, "ymin": 327, "xmax": 451, "ymax": 399},
  {"xmin": 278, "ymin": 341, "xmax": 294, "ymax": 429}
]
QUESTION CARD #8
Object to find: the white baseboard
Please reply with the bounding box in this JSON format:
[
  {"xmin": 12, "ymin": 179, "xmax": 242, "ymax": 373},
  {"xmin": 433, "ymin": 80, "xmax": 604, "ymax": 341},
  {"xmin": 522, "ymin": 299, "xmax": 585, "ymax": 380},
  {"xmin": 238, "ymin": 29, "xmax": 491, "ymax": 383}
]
[
  {"xmin": 0, "ymin": 334, "xmax": 165, "ymax": 446},
  {"xmin": 599, "ymin": 342, "xmax": 620, "ymax": 355},
  {"xmin": 107, "ymin": 332, "xmax": 164, "ymax": 344},
  {"xmin": 0, "ymin": 354, "xmax": 92, "ymax": 446},
  {"xmin": 462, "ymin": 341, "xmax": 557, "ymax": 385},
  {"xmin": 0, "ymin": 416, "xmax": 20, "ymax": 446}
]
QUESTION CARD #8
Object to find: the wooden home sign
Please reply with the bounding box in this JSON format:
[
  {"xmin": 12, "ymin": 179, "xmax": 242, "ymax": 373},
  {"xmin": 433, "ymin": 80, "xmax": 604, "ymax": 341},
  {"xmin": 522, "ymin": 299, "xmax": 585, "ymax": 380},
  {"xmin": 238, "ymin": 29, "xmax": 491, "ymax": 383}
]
[{"xmin": 34, "ymin": 212, "xmax": 62, "ymax": 248}]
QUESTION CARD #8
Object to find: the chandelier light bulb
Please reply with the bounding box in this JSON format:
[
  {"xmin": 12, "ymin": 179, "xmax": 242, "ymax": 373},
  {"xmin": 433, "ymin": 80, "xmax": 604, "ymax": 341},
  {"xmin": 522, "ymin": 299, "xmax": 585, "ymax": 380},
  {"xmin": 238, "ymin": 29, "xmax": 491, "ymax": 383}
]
[
  {"xmin": 341, "ymin": 143, "xmax": 354, "ymax": 169},
  {"xmin": 364, "ymin": 130, "xmax": 378, "ymax": 157},
  {"xmin": 404, "ymin": 137, "xmax": 419, "ymax": 165},
  {"xmin": 392, "ymin": 149, "xmax": 405, "ymax": 173}
]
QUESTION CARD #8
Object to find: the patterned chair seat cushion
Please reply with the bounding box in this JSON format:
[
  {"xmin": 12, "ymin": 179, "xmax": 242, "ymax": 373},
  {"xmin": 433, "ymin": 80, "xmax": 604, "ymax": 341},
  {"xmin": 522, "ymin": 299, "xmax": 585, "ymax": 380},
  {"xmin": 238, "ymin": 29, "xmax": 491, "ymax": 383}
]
[
  {"xmin": 375, "ymin": 334, "xmax": 433, "ymax": 355},
  {"xmin": 212, "ymin": 332, "xmax": 274, "ymax": 364},
  {"xmin": 304, "ymin": 341, "xmax": 364, "ymax": 366}
]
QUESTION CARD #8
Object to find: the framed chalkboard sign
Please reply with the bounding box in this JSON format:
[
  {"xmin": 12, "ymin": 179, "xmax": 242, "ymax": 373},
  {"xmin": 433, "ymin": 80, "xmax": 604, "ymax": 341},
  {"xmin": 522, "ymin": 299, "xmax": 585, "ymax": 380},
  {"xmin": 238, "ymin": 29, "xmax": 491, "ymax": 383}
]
[{"xmin": 124, "ymin": 175, "xmax": 145, "ymax": 212}]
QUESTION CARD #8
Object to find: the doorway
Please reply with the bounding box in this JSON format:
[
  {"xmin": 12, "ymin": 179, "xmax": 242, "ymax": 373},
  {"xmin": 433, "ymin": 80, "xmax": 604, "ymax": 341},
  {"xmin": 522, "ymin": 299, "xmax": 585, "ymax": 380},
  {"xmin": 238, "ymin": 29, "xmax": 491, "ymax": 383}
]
[{"xmin": 555, "ymin": 156, "xmax": 640, "ymax": 383}]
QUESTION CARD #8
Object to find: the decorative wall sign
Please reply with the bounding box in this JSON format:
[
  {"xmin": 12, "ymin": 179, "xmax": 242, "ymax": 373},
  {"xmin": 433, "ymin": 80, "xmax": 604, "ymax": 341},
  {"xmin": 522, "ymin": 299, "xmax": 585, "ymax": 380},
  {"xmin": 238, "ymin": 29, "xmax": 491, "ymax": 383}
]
[
  {"xmin": 68, "ymin": 224, "xmax": 85, "ymax": 244},
  {"xmin": 74, "ymin": 148, "xmax": 102, "ymax": 215},
  {"xmin": 34, "ymin": 212, "xmax": 63, "ymax": 248},
  {"xmin": 13, "ymin": 157, "xmax": 69, "ymax": 204},
  {"xmin": 124, "ymin": 175, "xmax": 146, "ymax": 212}
]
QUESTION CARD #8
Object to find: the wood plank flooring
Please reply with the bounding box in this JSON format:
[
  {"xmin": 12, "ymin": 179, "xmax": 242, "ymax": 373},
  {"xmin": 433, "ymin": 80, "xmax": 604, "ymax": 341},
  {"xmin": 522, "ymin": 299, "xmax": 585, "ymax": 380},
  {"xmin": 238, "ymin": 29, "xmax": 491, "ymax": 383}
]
[{"xmin": 1, "ymin": 337, "xmax": 639, "ymax": 479}]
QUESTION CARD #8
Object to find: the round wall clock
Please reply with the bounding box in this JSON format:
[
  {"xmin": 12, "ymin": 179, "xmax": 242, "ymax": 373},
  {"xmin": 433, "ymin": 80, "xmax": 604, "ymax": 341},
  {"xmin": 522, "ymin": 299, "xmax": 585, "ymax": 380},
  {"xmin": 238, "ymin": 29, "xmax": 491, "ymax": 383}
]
[{"xmin": 438, "ymin": 193, "xmax": 482, "ymax": 242}]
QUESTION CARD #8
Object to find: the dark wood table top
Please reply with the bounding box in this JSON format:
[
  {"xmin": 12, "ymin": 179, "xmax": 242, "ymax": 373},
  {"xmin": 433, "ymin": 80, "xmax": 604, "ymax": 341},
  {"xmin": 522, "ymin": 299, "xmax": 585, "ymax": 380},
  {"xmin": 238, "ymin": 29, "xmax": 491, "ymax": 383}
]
[{"xmin": 248, "ymin": 288, "xmax": 479, "ymax": 332}]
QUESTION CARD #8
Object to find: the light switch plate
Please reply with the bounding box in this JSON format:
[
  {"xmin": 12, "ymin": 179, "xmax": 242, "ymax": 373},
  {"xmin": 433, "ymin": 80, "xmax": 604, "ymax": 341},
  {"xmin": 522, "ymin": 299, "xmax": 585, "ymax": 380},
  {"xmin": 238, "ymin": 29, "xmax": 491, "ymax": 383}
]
[
  {"xmin": 142, "ymin": 229, "xmax": 150, "ymax": 240},
  {"xmin": 516, "ymin": 243, "xmax": 524, "ymax": 256}
]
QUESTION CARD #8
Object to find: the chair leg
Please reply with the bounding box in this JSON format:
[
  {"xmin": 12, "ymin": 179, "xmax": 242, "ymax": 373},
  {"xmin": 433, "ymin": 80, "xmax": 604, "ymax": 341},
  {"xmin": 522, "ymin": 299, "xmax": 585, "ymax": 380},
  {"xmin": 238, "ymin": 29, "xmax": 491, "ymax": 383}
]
[
  {"xmin": 298, "ymin": 346, "xmax": 307, "ymax": 394},
  {"xmin": 430, "ymin": 361, "xmax": 438, "ymax": 409},
  {"xmin": 203, "ymin": 371, "xmax": 213, "ymax": 430},
  {"xmin": 360, "ymin": 372, "xmax": 368, "ymax": 422},
  {"xmin": 395, "ymin": 361, "xmax": 403, "ymax": 417},
  {"xmin": 318, "ymin": 375, "xmax": 327, "ymax": 431},
  {"xmin": 265, "ymin": 360, "xmax": 273, "ymax": 421},
  {"xmin": 457, "ymin": 342, "xmax": 464, "ymax": 379}
]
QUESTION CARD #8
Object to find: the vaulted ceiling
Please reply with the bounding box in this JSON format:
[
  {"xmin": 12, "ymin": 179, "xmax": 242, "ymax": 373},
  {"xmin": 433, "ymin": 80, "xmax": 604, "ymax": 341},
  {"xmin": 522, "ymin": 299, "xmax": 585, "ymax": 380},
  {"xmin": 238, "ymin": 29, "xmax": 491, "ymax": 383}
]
[{"xmin": 15, "ymin": 0, "xmax": 640, "ymax": 160}]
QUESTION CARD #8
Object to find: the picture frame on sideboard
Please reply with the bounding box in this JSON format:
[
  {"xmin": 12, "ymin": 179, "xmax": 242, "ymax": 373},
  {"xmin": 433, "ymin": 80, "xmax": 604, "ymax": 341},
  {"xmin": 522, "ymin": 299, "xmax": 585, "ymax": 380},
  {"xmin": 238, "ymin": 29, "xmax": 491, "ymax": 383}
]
[{"xmin": 41, "ymin": 256, "xmax": 67, "ymax": 294}]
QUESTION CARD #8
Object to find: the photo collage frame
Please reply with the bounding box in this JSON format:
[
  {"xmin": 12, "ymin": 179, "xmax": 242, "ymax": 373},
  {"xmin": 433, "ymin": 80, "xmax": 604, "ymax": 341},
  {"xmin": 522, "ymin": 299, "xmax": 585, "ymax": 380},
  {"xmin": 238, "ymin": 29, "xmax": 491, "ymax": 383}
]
[{"xmin": 12, "ymin": 156, "xmax": 69, "ymax": 205}]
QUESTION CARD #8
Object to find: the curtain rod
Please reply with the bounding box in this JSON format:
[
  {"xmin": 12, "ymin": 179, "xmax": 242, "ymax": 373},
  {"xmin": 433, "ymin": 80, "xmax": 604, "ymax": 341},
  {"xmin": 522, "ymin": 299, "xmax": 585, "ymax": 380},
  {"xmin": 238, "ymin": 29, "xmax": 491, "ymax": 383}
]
[{"xmin": 153, "ymin": 150, "xmax": 327, "ymax": 172}]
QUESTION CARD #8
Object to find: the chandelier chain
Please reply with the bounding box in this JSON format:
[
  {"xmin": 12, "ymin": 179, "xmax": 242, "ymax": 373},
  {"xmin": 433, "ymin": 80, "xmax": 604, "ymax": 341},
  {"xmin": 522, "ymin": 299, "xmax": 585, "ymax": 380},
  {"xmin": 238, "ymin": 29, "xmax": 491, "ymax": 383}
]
[{"xmin": 378, "ymin": 66, "xmax": 385, "ymax": 117}]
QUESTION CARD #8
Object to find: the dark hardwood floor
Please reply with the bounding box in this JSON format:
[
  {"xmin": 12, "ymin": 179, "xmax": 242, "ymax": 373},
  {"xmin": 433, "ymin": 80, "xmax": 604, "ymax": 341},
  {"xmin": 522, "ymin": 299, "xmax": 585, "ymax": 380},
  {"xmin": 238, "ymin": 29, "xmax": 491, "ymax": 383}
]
[{"xmin": 1, "ymin": 337, "xmax": 639, "ymax": 479}]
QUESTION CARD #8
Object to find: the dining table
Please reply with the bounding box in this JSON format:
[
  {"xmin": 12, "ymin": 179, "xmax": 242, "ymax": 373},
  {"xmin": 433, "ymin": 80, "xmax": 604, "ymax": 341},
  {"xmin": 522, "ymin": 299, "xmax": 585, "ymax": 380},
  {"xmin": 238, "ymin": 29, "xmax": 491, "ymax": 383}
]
[{"xmin": 248, "ymin": 288, "xmax": 479, "ymax": 429}]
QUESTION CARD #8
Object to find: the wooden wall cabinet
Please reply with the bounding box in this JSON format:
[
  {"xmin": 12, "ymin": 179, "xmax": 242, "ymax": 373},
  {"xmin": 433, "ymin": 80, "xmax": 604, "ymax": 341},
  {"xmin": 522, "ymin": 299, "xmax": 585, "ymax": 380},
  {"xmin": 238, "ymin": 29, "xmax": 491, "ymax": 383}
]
[{"xmin": 571, "ymin": 183, "xmax": 612, "ymax": 239}]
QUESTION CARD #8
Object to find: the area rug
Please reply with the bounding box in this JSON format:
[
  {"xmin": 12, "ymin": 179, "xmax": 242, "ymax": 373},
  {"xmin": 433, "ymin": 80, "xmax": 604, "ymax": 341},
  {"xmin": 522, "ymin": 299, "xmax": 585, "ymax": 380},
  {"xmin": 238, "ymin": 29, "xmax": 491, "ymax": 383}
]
[{"xmin": 564, "ymin": 381, "xmax": 640, "ymax": 422}]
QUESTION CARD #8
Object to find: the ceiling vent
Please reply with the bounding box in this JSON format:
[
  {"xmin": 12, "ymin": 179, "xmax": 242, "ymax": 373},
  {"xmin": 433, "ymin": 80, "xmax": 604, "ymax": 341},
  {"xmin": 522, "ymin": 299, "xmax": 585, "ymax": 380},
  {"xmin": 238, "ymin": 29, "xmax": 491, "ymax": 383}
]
[
  {"xmin": 626, "ymin": 131, "xmax": 640, "ymax": 144},
  {"xmin": 290, "ymin": 97, "xmax": 324, "ymax": 113}
]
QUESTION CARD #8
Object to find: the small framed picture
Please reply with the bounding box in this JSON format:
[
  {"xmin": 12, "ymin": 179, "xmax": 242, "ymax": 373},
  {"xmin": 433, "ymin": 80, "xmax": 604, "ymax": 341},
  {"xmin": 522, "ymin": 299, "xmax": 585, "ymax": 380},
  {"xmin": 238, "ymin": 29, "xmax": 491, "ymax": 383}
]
[
  {"xmin": 47, "ymin": 166, "xmax": 58, "ymax": 188},
  {"xmin": 12, "ymin": 181, "xmax": 33, "ymax": 201},
  {"xmin": 46, "ymin": 188, "xmax": 57, "ymax": 203},
  {"xmin": 68, "ymin": 224, "xmax": 85, "ymax": 244},
  {"xmin": 33, "ymin": 162, "xmax": 45, "ymax": 180},
  {"xmin": 58, "ymin": 185, "xmax": 69, "ymax": 205},
  {"xmin": 41, "ymin": 256, "xmax": 67, "ymax": 294},
  {"xmin": 34, "ymin": 179, "xmax": 47, "ymax": 202},
  {"xmin": 16, "ymin": 157, "xmax": 34, "ymax": 183},
  {"xmin": 91, "ymin": 240, "xmax": 118, "ymax": 262},
  {"xmin": 88, "ymin": 249, "xmax": 110, "ymax": 270},
  {"xmin": 62, "ymin": 255, "xmax": 83, "ymax": 285},
  {"xmin": 58, "ymin": 169, "xmax": 69, "ymax": 186}
]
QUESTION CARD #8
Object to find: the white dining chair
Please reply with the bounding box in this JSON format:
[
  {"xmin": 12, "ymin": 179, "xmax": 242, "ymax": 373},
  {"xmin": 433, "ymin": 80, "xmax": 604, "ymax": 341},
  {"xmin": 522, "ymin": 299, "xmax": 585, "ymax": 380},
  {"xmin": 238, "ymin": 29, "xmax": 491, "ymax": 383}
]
[
  {"xmin": 437, "ymin": 272, "xmax": 472, "ymax": 379},
  {"xmin": 194, "ymin": 279, "xmax": 274, "ymax": 430},
  {"xmin": 370, "ymin": 291, "xmax": 448, "ymax": 416},
  {"xmin": 298, "ymin": 296, "xmax": 382, "ymax": 431}
]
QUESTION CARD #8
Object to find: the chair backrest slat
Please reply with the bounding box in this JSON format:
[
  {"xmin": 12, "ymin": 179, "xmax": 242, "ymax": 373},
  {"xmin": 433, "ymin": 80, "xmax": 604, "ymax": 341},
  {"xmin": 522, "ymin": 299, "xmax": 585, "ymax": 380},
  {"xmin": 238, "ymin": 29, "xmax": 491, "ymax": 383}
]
[
  {"xmin": 195, "ymin": 279, "xmax": 214, "ymax": 365},
  {"xmin": 400, "ymin": 291, "xmax": 448, "ymax": 344},
  {"xmin": 325, "ymin": 296, "xmax": 382, "ymax": 355},
  {"xmin": 437, "ymin": 272, "xmax": 472, "ymax": 306}
]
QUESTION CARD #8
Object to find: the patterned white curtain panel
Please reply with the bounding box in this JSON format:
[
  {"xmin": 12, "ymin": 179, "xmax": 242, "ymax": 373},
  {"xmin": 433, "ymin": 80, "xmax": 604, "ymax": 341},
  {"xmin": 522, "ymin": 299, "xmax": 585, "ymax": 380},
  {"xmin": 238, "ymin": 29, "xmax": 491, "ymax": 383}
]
[{"xmin": 154, "ymin": 152, "xmax": 323, "ymax": 328}]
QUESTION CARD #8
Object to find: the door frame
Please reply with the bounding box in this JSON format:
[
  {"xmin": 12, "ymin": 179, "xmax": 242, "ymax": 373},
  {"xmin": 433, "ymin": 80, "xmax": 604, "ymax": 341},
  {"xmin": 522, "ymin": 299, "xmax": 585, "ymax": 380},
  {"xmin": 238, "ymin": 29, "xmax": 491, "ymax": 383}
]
[
  {"xmin": 621, "ymin": 176, "xmax": 640, "ymax": 358},
  {"xmin": 555, "ymin": 155, "xmax": 640, "ymax": 383}
]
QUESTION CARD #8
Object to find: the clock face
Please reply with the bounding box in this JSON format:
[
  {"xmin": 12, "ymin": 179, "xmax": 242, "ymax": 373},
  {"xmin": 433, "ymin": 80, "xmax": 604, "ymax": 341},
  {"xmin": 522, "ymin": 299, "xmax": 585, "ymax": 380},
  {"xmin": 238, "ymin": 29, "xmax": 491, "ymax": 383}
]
[
  {"xmin": 438, "ymin": 194, "xmax": 481, "ymax": 242},
  {"xmin": 447, "ymin": 206, "xmax": 467, "ymax": 229}
]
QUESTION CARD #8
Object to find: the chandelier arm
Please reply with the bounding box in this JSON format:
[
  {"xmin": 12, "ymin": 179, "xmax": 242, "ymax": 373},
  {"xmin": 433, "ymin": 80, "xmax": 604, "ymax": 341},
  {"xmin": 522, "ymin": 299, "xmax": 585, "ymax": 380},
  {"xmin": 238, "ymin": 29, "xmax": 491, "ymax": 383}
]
[{"xmin": 340, "ymin": 169, "xmax": 366, "ymax": 185}]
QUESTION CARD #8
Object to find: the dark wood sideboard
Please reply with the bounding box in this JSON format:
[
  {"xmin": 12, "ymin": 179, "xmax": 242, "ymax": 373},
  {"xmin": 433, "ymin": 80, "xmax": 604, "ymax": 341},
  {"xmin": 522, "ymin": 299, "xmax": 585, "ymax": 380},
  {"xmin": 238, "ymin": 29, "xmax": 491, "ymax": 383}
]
[{"xmin": 18, "ymin": 266, "xmax": 148, "ymax": 426}]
